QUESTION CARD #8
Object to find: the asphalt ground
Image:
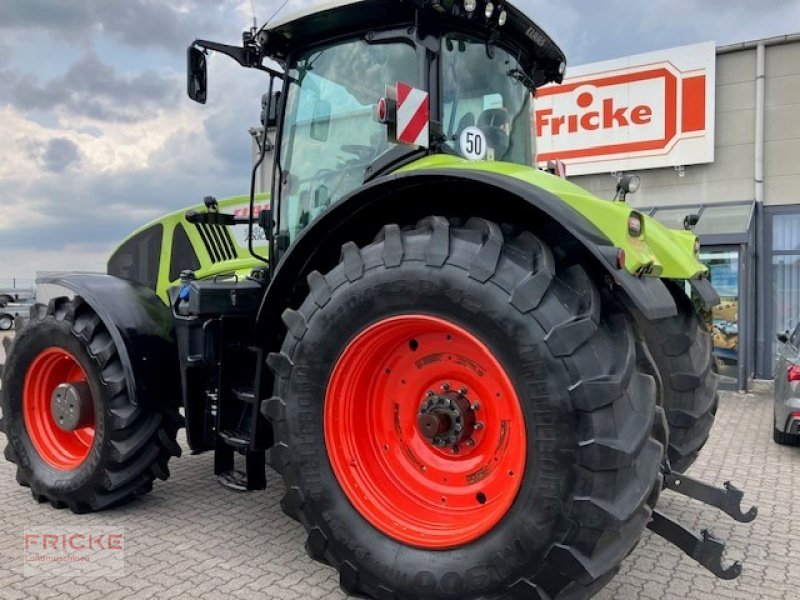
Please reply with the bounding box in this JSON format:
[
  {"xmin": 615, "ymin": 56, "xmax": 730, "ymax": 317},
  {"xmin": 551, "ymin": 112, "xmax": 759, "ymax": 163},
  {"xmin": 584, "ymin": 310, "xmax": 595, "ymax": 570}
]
[{"xmin": 0, "ymin": 330, "xmax": 798, "ymax": 599}]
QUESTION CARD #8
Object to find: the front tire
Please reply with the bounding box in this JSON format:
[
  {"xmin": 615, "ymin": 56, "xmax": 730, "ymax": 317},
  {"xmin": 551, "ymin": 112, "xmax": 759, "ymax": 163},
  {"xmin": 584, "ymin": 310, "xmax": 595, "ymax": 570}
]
[
  {"xmin": 634, "ymin": 282, "xmax": 718, "ymax": 472},
  {"xmin": 264, "ymin": 218, "xmax": 665, "ymax": 599},
  {"xmin": 1, "ymin": 297, "xmax": 181, "ymax": 512}
]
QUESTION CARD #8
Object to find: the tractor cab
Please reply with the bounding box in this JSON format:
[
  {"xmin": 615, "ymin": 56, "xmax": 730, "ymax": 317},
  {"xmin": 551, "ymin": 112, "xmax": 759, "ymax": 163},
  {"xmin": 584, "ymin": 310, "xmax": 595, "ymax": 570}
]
[{"xmin": 188, "ymin": 0, "xmax": 566, "ymax": 254}]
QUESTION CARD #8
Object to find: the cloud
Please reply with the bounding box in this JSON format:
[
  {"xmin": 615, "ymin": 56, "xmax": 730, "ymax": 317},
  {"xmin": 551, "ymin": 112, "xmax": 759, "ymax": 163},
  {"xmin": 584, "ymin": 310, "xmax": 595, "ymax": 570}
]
[
  {"xmin": 523, "ymin": 0, "xmax": 800, "ymax": 65},
  {"xmin": 23, "ymin": 137, "xmax": 83, "ymax": 173},
  {"xmin": 0, "ymin": 244, "xmax": 110, "ymax": 279},
  {"xmin": 2, "ymin": 0, "xmax": 799, "ymax": 282},
  {"xmin": 1, "ymin": 55, "xmax": 181, "ymax": 123},
  {"xmin": 0, "ymin": 0, "xmax": 246, "ymax": 52}
]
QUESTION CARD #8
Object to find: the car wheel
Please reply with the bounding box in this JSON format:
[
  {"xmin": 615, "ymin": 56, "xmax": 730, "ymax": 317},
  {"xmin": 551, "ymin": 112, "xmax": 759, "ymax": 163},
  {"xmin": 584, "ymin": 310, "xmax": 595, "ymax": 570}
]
[{"xmin": 773, "ymin": 426, "xmax": 800, "ymax": 446}]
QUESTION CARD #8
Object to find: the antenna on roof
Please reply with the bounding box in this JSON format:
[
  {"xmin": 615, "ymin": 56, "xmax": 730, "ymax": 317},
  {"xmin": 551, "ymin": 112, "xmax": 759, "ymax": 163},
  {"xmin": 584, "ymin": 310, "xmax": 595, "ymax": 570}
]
[
  {"xmin": 264, "ymin": 0, "xmax": 292, "ymax": 27},
  {"xmin": 250, "ymin": 0, "xmax": 258, "ymax": 31},
  {"xmin": 254, "ymin": 0, "xmax": 292, "ymax": 39}
]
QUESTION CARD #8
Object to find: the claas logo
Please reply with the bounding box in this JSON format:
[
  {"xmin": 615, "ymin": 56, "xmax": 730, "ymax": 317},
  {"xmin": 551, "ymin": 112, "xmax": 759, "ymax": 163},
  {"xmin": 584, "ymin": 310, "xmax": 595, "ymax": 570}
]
[{"xmin": 232, "ymin": 202, "xmax": 271, "ymax": 219}]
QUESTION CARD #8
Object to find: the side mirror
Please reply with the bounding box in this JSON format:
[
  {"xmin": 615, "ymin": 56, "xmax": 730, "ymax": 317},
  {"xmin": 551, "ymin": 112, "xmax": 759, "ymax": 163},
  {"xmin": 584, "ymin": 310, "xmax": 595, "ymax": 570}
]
[
  {"xmin": 187, "ymin": 46, "xmax": 207, "ymax": 104},
  {"xmin": 777, "ymin": 332, "xmax": 789, "ymax": 344},
  {"xmin": 310, "ymin": 99, "xmax": 332, "ymax": 142},
  {"xmin": 261, "ymin": 90, "xmax": 281, "ymax": 127}
]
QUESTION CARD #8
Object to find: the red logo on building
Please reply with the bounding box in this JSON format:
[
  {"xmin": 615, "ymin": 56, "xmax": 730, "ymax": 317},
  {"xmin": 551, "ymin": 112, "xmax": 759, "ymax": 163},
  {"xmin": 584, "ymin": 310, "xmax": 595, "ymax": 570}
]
[{"xmin": 535, "ymin": 65, "xmax": 708, "ymax": 163}]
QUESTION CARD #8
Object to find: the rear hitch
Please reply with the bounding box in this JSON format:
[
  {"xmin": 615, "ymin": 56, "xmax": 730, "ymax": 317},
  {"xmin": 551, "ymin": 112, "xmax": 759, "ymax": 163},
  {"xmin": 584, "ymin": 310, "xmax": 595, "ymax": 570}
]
[
  {"xmin": 648, "ymin": 471, "xmax": 757, "ymax": 580},
  {"xmin": 664, "ymin": 472, "xmax": 758, "ymax": 523},
  {"xmin": 647, "ymin": 510, "xmax": 742, "ymax": 580}
]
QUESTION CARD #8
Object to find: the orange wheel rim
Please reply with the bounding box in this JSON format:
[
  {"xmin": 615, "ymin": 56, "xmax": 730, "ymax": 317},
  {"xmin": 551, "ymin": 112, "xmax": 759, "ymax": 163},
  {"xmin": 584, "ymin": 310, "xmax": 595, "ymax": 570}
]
[
  {"xmin": 324, "ymin": 315, "xmax": 526, "ymax": 549},
  {"xmin": 23, "ymin": 347, "xmax": 96, "ymax": 470}
]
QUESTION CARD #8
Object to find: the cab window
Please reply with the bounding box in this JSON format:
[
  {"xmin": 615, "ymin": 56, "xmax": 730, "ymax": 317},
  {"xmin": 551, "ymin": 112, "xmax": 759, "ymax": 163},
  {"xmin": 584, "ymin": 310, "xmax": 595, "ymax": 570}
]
[
  {"xmin": 279, "ymin": 39, "xmax": 418, "ymax": 244},
  {"xmin": 169, "ymin": 223, "xmax": 201, "ymax": 282},
  {"xmin": 107, "ymin": 225, "xmax": 163, "ymax": 290},
  {"xmin": 442, "ymin": 34, "xmax": 535, "ymax": 166}
]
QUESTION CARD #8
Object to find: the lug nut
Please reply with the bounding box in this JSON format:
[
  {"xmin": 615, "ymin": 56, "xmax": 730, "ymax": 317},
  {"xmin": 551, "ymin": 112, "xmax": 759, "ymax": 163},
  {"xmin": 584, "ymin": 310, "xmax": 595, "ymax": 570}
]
[
  {"xmin": 466, "ymin": 439, "xmax": 476, "ymax": 447},
  {"xmin": 458, "ymin": 387, "xmax": 468, "ymax": 395},
  {"xmin": 441, "ymin": 382, "xmax": 450, "ymax": 391},
  {"xmin": 474, "ymin": 422, "xmax": 484, "ymax": 430},
  {"xmin": 470, "ymin": 402, "xmax": 480, "ymax": 411},
  {"xmin": 427, "ymin": 390, "xmax": 435, "ymax": 397}
]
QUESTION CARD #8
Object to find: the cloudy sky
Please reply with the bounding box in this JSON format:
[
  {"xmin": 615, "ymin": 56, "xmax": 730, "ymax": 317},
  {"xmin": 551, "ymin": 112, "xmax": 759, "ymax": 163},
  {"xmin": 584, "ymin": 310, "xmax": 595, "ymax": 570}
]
[{"xmin": 1, "ymin": 0, "xmax": 798, "ymax": 284}]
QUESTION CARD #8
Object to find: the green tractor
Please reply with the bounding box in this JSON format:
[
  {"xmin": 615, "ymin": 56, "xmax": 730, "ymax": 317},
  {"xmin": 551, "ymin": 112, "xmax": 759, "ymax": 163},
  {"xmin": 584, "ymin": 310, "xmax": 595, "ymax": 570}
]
[{"xmin": 0, "ymin": 1, "xmax": 756, "ymax": 597}]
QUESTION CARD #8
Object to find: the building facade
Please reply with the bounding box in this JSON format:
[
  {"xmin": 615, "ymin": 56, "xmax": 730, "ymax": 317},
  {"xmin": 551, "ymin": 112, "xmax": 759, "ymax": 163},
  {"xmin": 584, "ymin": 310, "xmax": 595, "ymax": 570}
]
[{"xmin": 561, "ymin": 34, "xmax": 800, "ymax": 390}]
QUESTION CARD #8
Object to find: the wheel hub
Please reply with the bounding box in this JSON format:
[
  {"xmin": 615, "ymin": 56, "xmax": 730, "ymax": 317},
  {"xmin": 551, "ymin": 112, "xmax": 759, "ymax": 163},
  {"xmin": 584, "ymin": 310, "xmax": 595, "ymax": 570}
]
[
  {"xmin": 50, "ymin": 382, "xmax": 93, "ymax": 432},
  {"xmin": 417, "ymin": 386, "xmax": 478, "ymax": 451}
]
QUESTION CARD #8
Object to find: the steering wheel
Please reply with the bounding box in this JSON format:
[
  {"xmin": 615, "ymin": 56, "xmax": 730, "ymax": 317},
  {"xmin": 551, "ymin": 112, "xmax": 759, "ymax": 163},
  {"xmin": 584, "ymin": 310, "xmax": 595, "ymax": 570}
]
[{"xmin": 341, "ymin": 144, "xmax": 376, "ymax": 162}]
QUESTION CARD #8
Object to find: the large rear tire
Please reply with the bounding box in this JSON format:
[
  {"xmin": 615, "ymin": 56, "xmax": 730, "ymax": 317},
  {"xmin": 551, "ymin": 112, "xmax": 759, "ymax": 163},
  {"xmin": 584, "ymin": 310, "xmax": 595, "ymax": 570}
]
[
  {"xmin": 634, "ymin": 282, "xmax": 718, "ymax": 472},
  {"xmin": 0, "ymin": 297, "xmax": 181, "ymax": 512},
  {"xmin": 264, "ymin": 218, "xmax": 665, "ymax": 599}
]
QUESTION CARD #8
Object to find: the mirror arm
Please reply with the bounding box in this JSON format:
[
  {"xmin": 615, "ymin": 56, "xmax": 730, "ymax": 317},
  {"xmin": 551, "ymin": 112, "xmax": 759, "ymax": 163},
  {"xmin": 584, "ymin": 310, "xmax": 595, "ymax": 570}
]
[
  {"xmin": 192, "ymin": 39, "xmax": 283, "ymax": 78},
  {"xmin": 193, "ymin": 39, "xmax": 250, "ymax": 66}
]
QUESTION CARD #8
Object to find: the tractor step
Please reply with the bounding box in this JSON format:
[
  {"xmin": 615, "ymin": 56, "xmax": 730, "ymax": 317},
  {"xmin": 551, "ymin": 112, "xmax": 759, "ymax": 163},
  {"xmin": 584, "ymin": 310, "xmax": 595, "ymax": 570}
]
[
  {"xmin": 215, "ymin": 448, "xmax": 266, "ymax": 492},
  {"xmin": 664, "ymin": 472, "xmax": 757, "ymax": 523},
  {"xmin": 232, "ymin": 388, "xmax": 257, "ymax": 404},
  {"xmin": 647, "ymin": 510, "xmax": 742, "ymax": 580},
  {"xmin": 215, "ymin": 429, "xmax": 266, "ymax": 492},
  {"xmin": 218, "ymin": 429, "xmax": 251, "ymax": 449},
  {"xmin": 217, "ymin": 469, "xmax": 253, "ymax": 492}
]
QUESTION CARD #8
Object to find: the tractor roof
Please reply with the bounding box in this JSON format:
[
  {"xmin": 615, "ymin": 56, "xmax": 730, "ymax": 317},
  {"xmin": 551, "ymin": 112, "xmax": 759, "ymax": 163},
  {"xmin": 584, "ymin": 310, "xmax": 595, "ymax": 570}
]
[{"xmin": 262, "ymin": 0, "xmax": 566, "ymax": 87}]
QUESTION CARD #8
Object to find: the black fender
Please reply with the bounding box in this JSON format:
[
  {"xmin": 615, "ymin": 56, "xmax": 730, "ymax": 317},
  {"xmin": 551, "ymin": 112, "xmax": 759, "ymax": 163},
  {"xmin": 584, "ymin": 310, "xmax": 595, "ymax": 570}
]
[
  {"xmin": 257, "ymin": 169, "xmax": 679, "ymax": 342},
  {"xmin": 37, "ymin": 274, "xmax": 180, "ymax": 409}
]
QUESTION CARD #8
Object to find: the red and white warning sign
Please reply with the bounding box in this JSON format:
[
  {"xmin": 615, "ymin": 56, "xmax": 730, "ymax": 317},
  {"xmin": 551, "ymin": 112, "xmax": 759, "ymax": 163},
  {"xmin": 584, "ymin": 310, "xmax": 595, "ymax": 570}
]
[
  {"xmin": 395, "ymin": 82, "xmax": 430, "ymax": 148},
  {"xmin": 535, "ymin": 42, "xmax": 715, "ymax": 176}
]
